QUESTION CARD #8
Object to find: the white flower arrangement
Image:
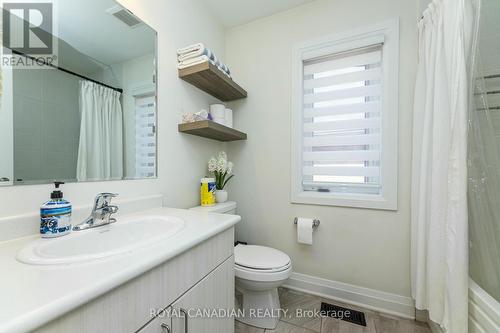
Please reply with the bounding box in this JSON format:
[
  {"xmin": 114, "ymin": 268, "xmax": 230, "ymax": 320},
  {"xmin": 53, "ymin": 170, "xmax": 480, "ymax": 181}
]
[{"xmin": 208, "ymin": 151, "xmax": 234, "ymax": 190}]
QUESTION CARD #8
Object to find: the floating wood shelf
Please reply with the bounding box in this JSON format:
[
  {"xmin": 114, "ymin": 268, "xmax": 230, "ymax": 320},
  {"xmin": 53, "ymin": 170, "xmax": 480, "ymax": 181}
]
[
  {"xmin": 178, "ymin": 61, "xmax": 247, "ymax": 101},
  {"xmin": 178, "ymin": 120, "xmax": 247, "ymax": 142}
]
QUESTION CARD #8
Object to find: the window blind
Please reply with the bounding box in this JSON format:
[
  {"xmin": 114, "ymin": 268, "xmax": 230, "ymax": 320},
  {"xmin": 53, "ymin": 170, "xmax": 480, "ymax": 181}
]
[
  {"xmin": 134, "ymin": 95, "xmax": 156, "ymax": 178},
  {"xmin": 302, "ymin": 44, "xmax": 383, "ymax": 195}
]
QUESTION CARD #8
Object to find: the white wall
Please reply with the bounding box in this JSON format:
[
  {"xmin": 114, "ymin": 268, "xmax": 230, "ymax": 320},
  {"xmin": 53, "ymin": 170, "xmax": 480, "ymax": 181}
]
[
  {"xmin": 0, "ymin": 0, "xmax": 225, "ymax": 217},
  {"xmin": 225, "ymin": 0, "xmax": 418, "ymax": 296}
]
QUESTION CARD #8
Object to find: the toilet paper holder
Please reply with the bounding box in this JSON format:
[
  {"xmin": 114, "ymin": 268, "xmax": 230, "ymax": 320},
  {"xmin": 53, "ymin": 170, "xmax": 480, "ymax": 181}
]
[{"xmin": 293, "ymin": 217, "xmax": 320, "ymax": 228}]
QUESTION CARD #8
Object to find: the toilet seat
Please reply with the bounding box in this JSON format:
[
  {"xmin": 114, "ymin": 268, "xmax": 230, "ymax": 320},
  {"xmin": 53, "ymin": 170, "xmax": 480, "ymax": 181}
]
[
  {"xmin": 236, "ymin": 261, "xmax": 291, "ymax": 273},
  {"xmin": 234, "ymin": 245, "xmax": 292, "ymax": 282},
  {"xmin": 235, "ymin": 245, "xmax": 290, "ymax": 269},
  {"xmin": 235, "ymin": 262, "xmax": 292, "ymax": 282}
]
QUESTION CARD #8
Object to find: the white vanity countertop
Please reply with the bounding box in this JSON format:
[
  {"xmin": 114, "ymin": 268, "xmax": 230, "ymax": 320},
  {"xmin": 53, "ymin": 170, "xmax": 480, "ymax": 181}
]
[{"xmin": 0, "ymin": 207, "xmax": 240, "ymax": 333}]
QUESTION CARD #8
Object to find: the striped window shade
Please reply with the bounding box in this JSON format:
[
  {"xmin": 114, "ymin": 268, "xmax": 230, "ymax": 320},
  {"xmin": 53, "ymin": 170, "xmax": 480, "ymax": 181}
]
[
  {"xmin": 302, "ymin": 44, "xmax": 383, "ymax": 195},
  {"xmin": 135, "ymin": 95, "xmax": 156, "ymax": 178}
]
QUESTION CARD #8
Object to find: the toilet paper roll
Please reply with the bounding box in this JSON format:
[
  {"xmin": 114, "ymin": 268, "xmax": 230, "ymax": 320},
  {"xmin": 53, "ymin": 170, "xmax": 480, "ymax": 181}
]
[
  {"xmin": 210, "ymin": 104, "xmax": 226, "ymax": 119},
  {"xmin": 225, "ymin": 108, "xmax": 233, "ymax": 128},
  {"xmin": 297, "ymin": 217, "xmax": 313, "ymax": 245}
]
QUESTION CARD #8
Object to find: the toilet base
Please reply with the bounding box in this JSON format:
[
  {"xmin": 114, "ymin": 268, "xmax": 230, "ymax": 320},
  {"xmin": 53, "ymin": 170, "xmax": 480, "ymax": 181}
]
[{"xmin": 235, "ymin": 286, "xmax": 281, "ymax": 329}]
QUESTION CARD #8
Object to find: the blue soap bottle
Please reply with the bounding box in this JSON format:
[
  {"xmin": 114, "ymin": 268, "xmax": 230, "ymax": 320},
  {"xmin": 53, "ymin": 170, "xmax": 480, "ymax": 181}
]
[{"xmin": 40, "ymin": 182, "xmax": 72, "ymax": 238}]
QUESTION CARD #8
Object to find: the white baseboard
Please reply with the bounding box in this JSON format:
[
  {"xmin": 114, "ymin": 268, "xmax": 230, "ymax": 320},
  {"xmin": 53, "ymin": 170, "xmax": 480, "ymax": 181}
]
[
  {"xmin": 428, "ymin": 319, "xmax": 444, "ymax": 333},
  {"xmin": 415, "ymin": 309, "xmax": 444, "ymax": 333},
  {"xmin": 283, "ymin": 272, "xmax": 415, "ymax": 319},
  {"xmin": 284, "ymin": 274, "xmax": 500, "ymax": 333}
]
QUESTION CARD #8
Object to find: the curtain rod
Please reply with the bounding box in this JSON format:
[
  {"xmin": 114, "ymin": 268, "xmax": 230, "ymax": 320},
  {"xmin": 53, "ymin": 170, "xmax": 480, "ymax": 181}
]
[
  {"xmin": 10, "ymin": 49, "xmax": 124, "ymax": 94},
  {"xmin": 478, "ymin": 106, "xmax": 500, "ymax": 111},
  {"xmin": 483, "ymin": 74, "xmax": 500, "ymax": 80},
  {"xmin": 475, "ymin": 90, "xmax": 500, "ymax": 96}
]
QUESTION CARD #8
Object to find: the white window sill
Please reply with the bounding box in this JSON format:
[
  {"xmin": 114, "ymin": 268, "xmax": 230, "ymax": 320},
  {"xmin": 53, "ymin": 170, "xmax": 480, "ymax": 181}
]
[{"xmin": 291, "ymin": 191, "xmax": 397, "ymax": 211}]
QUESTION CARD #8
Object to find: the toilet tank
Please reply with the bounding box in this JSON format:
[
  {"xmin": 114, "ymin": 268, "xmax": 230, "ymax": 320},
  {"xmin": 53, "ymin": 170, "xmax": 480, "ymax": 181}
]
[{"xmin": 189, "ymin": 201, "xmax": 237, "ymax": 214}]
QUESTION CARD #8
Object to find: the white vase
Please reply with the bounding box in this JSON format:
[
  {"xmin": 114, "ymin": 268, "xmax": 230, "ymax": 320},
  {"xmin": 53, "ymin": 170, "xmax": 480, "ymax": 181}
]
[{"xmin": 215, "ymin": 190, "xmax": 228, "ymax": 203}]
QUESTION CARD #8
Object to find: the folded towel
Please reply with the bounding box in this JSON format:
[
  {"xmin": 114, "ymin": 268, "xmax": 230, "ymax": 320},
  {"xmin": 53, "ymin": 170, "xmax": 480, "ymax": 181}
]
[
  {"xmin": 177, "ymin": 55, "xmax": 214, "ymax": 69},
  {"xmin": 177, "ymin": 43, "xmax": 204, "ymax": 55},
  {"xmin": 220, "ymin": 63, "xmax": 230, "ymax": 75},
  {"xmin": 177, "ymin": 43, "xmax": 231, "ymax": 76},
  {"xmin": 179, "ymin": 55, "xmax": 209, "ymax": 65},
  {"xmin": 210, "ymin": 54, "xmax": 230, "ymax": 75},
  {"xmin": 217, "ymin": 65, "xmax": 231, "ymax": 78},
  {"xmin": 178, "ymin": 48, "xmax": 214, "ymax": 62}
]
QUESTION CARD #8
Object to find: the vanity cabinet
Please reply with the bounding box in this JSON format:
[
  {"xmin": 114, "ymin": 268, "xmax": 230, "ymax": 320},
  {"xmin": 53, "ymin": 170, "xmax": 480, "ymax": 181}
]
[
  {"xmin": 36, "ymin": 228, "xmax": 235, "ymax": 333},
  {"xmin": 138, "ymin": 311, "xmax": 172, "ymax": 333},
  {"xmin": 139, "ymin": 256, "xmax": 234, "ymax": 333}
]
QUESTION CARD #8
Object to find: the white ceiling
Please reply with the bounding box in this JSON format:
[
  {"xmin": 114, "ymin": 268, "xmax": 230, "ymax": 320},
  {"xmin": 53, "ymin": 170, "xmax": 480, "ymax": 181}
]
[{"xmin": 203, "ymin": 0, "xmax": 315, "ymax": 27}]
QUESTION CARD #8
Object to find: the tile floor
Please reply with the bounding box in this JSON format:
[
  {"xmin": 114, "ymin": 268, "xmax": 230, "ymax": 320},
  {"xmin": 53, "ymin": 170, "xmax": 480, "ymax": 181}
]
[{"xmin": 235, "ymin": 288, "xmax": 431, "ymax": 333}]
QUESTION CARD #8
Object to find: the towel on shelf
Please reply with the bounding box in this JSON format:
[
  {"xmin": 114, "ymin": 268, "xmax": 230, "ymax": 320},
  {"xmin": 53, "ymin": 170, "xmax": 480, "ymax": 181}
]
[
  {"xmin": 179, "ymin": 49, "xmax": 231, "ymax": 76},
  {"xmin": 200, "ymin": 53, "xmax": 230, "ymax": 75},
  {"xmin": 177, "ymin": 43, "xmax": 231, "ymax": 77},
  {"xmin": 219, "ymin": 63, "xmax": 230, "ymax": 75},
  {"xmin": 217, "ymin": 65, "xmax": 231, "ymax": 78},
  {"xmin": 211, "ymin": 55, "xmax": 231, "ymax": 75},
  {"xmin": 177, "ymin": 43, "xmax": 204, "ymax": 55},
  {"xmin": 178, "ymin": 47, "xmax": 215, "ymax": 62},
  {"xmin": 179, "ymin": 55, "xmax": 209, "ymax": 66},
  {"xmin": 177, "ymin": 55, "xmax": 214, "ymax": 69}
]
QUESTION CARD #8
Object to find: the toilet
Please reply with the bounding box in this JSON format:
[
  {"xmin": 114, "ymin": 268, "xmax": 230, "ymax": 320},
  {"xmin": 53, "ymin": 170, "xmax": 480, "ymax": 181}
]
[{"xmin": 190, "ymin": 202, "xmax": 292, "ymax": 329}]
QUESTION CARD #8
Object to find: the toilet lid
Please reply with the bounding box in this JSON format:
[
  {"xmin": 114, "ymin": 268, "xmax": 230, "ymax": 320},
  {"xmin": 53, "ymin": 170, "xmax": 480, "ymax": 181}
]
[{"xmin": 234, "ymin": 245, "xmax": 291, "ymax": 270}]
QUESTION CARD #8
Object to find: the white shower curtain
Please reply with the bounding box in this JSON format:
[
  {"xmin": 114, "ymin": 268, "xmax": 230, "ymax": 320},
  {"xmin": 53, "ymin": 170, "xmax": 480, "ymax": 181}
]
[
  {"xmin": 411, "ymin": 0, "xmax": 475, "ymax": 332},
  {"xmin": 77, "ymin": 81, "xmax": 123, "ymax": 181}
]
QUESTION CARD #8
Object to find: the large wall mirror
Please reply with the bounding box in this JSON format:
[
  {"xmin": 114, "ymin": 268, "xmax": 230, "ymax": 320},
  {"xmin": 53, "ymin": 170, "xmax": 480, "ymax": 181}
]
[{"xmin": 0, "ymin": 0, "xmax": 157, "ymax": 186}]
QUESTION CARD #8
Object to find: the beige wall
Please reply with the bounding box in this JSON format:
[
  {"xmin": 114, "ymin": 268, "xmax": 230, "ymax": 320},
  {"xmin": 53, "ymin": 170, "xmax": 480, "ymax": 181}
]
[
  {"xmin": 0, "ymin": 0, "xmax": 225, "ymax": 216},
  {"xmin": 225, "ymin": 0, "xmax": 418, "ymax": 296}
]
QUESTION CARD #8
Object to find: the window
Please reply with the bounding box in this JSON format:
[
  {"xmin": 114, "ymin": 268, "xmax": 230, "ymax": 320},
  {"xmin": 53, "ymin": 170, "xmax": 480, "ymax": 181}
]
[
  {"xmin": 134, "ymin": 94, "xmax": 156, "ymax": 178},
  {"xmin": 291, "ymin": 20, "xmax": 399, "ymax": 210}
]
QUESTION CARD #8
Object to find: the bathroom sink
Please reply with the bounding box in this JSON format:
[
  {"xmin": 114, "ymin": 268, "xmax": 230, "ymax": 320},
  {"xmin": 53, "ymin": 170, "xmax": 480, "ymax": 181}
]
[{"xmin": 16, "ymin": 215, "xmax": 185, "ymax": 265}]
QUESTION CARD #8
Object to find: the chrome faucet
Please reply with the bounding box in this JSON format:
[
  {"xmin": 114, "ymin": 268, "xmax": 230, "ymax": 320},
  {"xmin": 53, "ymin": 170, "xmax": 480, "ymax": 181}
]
[{"xmin": 73, "ymin": 193, "xmax": 119, "ymax": 231}]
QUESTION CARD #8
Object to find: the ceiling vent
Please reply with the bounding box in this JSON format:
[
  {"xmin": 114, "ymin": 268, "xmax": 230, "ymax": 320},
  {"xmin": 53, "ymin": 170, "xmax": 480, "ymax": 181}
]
[{"xmin": 106, "ymin": 5, "xmax": 143, "ymax": 28}]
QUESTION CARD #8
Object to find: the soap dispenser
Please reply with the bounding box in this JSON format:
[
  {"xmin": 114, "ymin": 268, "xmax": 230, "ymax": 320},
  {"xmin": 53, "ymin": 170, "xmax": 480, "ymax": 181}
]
[{"xmin": 40, "ymin": 182, "xmax": 72, "ymax": 238}]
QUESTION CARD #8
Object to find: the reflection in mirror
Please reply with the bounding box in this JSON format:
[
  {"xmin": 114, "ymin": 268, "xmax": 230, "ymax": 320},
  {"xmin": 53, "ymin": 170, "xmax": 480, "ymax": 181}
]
[{"xmin": 0, "ymin": 0, "xmax": 157, "ymax": 186}]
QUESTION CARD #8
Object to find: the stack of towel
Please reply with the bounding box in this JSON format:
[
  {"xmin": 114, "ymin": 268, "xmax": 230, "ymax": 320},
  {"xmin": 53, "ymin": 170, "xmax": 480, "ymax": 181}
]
[{"xmin": 177, "ymin": 43, "xmax": 231, "ymax": 78}]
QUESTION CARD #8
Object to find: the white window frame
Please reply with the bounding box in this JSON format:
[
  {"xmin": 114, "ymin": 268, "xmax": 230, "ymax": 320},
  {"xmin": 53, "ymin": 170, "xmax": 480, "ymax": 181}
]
[{"xmin": 291, "ymin": 19, "xmax": 399, "ymax": 210}]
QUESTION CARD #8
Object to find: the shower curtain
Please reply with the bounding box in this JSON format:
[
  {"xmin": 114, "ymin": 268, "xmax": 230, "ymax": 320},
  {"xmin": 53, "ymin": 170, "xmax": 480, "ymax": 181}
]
[
  {"xmin": 411, "ymin": 0, "xmax": 475, "ymax": 332},
  {"xmin": 77, "ymin": 81, "xmax": 123, "ymax": 181}
]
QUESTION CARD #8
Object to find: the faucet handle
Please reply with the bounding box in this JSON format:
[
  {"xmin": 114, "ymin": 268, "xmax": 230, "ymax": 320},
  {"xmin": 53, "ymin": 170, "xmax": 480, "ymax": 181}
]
[{"xmin": 94, "ymin": 193, "xmax": 118, "ymax": 209}]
